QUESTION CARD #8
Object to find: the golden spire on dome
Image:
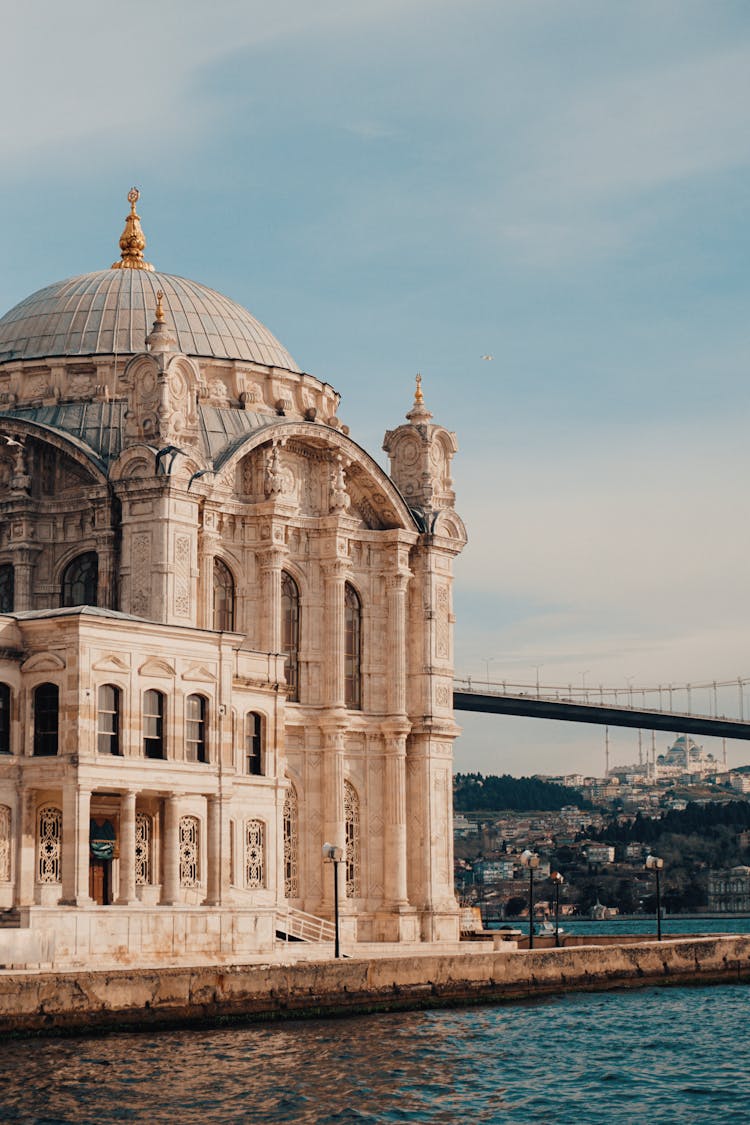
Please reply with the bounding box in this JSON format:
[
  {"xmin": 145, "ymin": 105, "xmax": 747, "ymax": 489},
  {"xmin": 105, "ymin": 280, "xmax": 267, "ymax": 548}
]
[
  {"xmin": 406, "ymin": 371, "xmax": 432, "ymax": 423},
  {"xmin": 414, "ymin": 373, "xmax": 424, "ymax": 406},
  {"xmin": 111, "ymin": 187, "xmax": 155, "ymax": 271},
  {"xmin": 155, "ymin": 289, "xmax": 165, "ymax": 322}
]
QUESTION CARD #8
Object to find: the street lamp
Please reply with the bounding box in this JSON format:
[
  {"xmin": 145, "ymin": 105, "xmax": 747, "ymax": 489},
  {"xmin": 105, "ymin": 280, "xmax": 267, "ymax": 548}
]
[
  {"xmin": 520, "ymin": 849, "xmax": 540, "ymax": 949},
  {"xmin": 322, "ymin": 843, "xmax": 344, "ymax": 957},
  {"xmin": 645, "ymin": 854, "xmax": 664, "ymax": 942},
  {"xmin": 550, "ymin": 871, "xmax": 564, "ymax": 947}
]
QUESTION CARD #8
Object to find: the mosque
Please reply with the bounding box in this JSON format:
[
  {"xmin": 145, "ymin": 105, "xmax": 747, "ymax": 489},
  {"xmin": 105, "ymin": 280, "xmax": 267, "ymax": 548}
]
[{"xmin": 0, "ymin": 191, "xmax": 466, "ymax": 966}]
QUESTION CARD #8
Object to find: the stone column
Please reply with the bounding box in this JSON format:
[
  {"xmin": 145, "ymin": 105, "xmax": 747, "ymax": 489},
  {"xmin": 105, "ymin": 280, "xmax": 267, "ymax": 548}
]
[
  {"xmin": 204, "ymin": 794, "xmax": 222, "ymax": 905},
  {"xmin": 198, "ymin": 514, "xmax": 221, "ymax": 630},
  {"xmin": 384, "ymin": 733, "xmax": 409, "ymax": 906},
  {"xmin": 259, "ymin": 545, "xmax": 286, "ymax": 653},
  {"xmin": 385, "ymin": 571, "xmax": 410, "ymax": 715},
  {"xmin": 321, "ymin": 726, "xmax": 346, "ymax": 910},
  {"xmin": 61, "ymin": 784, "xmax": 91, "ymax": 905},
  {"xmin": 161, "ymin": 795, "xmax": 180, "ymax": 904},
  {"xmin": 322, "ymin": 559, "xmax": 348, "ymax": 708},
  {"xmin": 11, "ymin": 546, "xmax": 40, "ymax": 612},
  {"xmin": 15, "ymin": 790, "xmax": 36, "ymax": 907},
  {"xmin": 117, "ymin": 791, "xmax": 138, "ymax": 904},
  {"xmin": 95, "ymin": 529, "xmax": 117, "ymax": 609}
]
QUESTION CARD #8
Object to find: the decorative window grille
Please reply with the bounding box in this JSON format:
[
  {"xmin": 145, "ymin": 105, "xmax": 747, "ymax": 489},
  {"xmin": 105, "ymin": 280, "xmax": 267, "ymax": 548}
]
[
  {"xmin": 134, "ymin": 813, "xmax": 152, "ymax": 885},
  {"xmin": 179, "ymin": 815, "xmax": 200, "ymax": 887},
  {"xmin": 0, "ymin": 563, "xmax": 14, "ymax": 613},
  {"xmin": 0, "ymin": 805, "xmax": 10, "ymax": 882},
  {"xmin": 245, "ymin": 712, "xmax": 262, "ymax": 775},
  {"xmin": 38, "ymin": 806, "xmax": 62, "ymax": 884},
  {"xmin": 0, "ymin": 683, "xmax": 10, "ymax": 754},
  {"xmin": 281, "ymin": 572, "xmax": 300, "ymax": 702},
  {"xmin": 33, "ymin": 683, "xmax": 59, "ymax": 756},
  {"xmin": 283, "ymin": 785, "xmax": 299, "ymax": 898},
  {"xmin": 344, "ymin": 781, "xmax": 361, "ymax": 898},
  {"xmin": 213, "ymin": 558, "xmax": 235, "ymax": 631},
  {"xmin": 97, "ymin": 684, "xmax": 120, "ymax": 755},
  {"xmin": 185, "ymin": 694, "xmax": 207, "ymax": 763},
  {"xmin": 61, "ymin": 551, "xmax": 98, "ymax": 607},
  {"xmin": 344, "ymin": 583, "xmax": 362, "ymax": 709},
  {"xmin": 244, "ymin": 819, "xmax": 265, "ymax": 889}
]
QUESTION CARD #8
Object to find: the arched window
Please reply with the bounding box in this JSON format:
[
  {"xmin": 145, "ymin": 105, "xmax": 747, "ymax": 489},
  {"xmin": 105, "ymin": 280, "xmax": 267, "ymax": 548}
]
[
  {"xmin": 179, "ymin": 815, "xmax": 200, "ymax": 887},
  {"xmin": 245, "ymin": 819, "xmax": 265, "ymax": 889},
  {"xmin": 33, "ymin": 683, "xmax": 59, "ymax": 756},
  {"xmin": 135, "ymin": 813, "xmax": 152, "ymax": 886},
  {"xmin": 344, "ymin": 780, "xmax": 361, "ymax": 898},
  {"xmin": 0, "ymin": 564, "xmax": 14, "ymax": 613},
  {"xmin": 0, "ymin": 805, "xmax": 10, "ymax": 882},
  {"xmin": 281, "ymin": 572, "xmax": 300, "ymax": 702},
  {"xmin": 97, "ymin": 685, "xmax": 120, "ymax": 755},
  {"xmin": 213, "ymin": 558, "xmax": 235, "ymax": 631},
  {"xmin": 344, "ymin": 583, "xmax": 362, "ymax": 709},
  {"xmin": 186, "ymin": 695, "xmax": 208, "ymax": 763},
  {"xmin": 283, "ymin": 784, "xmax": 299, "ymax": 898},
  {"xmin": 143, "ymin": 690, "xmax": 165, "ymax": 759},
  {"xmin": 245, "ymin": 712, "xmax": 263, "ymax": 775},
  {"xmin": 37, "ymin": 806, "xmax": 62, "ymax": 883},
  {"xmin": 0, "ymin": 684, "xmax": 10, "ymax": 754},
  {"xmin": 61, "ymin": 552, "xmax": 98, "ymax": 607}
]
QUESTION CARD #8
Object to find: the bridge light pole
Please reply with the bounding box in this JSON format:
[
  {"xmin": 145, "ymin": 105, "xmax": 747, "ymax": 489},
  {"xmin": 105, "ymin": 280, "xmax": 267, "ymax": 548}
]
[
  {"xmin": 645, "ymin": 854, "xmax": 663, "ymax": 942},
  {"xmin": 520, "ymin": 849, "xmax": 539, "ymax": 949},
  {"xmin": 322, "ymin": 843, "xmax": 344, "ymax": 957},
  {"xmin": 550, "ymin": 871, "xmax": 564, "ymax": 947}
]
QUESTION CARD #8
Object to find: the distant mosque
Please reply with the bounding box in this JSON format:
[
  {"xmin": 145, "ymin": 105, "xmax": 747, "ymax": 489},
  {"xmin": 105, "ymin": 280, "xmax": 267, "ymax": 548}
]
[{"xmin": 0, "ymin": 190, "xmax": 467, "ymax": 966}]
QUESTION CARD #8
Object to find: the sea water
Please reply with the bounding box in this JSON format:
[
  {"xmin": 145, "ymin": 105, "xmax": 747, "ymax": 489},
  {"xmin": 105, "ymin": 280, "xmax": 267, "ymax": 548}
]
[{"xmin": 2, "ymin": 982, "xmax": 749, "ymax": 1123}]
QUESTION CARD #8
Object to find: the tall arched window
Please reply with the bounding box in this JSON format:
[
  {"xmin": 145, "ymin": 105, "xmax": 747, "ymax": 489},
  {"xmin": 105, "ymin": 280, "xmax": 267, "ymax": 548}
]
[
  {"xmin": 61, "ymin": 552, "xmax": 98, "ymax": 607},
  {"xmin": 97, "ymin": 685, "xmax": 120, "ymax": 755},
  {"xmin": 33, "ymin": 683, "xmax": 59, "ymax": 756},
  {"xmin": 213, "ymin": 558, "xmax": 235, "ymax": 631},
  {"xmin": 143, "ymin": 690, "xmax": 165, "ymax": 759},
  {"xmin": 244, "ymin": 819, "xmax": 265, "ymax": 889},
  {"xmin": 186, "ymin": 695, "xmax": 207, "ymax": 763},
  {"xmin": 344, "ymin": 780, "xmax": 361, "ymax": 898},
  {"xmin": 37, "ymin": 806, "xmax": 62, "ymax": 883},
  {"xmin": 0, "ymin": 805, "xmax": 10, "ymax": 882},
  {"xmin": 283, "ymin": 784, "xmax": 299, "ymax": 898},
  {"xmin": 281, "ymin": 572, "xmax": 300, "ymax": 702},
  {"xmin": 245, "ymin": 712, "xmax": 263, "ymax": 775},
  {"xmin": 179, "ymin": 815, "xmax": 200, "ymax": 887},
  {"xmin": 0, "ymin": 684, "xmax": 10, "ymax": 755},
  {"xmin": 344, "ymin": 583, "xmax": 362, "ymax": 709},
  {"xmin": 0, "ymin": 564, "xmax": 14, "ymax": 613}
]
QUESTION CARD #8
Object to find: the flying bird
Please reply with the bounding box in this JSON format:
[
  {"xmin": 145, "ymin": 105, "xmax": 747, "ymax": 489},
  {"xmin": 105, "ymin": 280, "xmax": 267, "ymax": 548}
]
[
  {"xmin": 480, "ymin": 354, "xmax": 494, "ymax": 361},
  {"xmin": 1, "ymin": 437, "xmax": 23, "ymax": 447}
]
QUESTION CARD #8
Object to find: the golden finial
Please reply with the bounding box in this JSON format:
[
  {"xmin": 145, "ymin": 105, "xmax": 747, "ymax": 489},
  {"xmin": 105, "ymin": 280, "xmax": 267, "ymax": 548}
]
[
  {"xmin": 111, "ymin": 187, "xmax": 155, "ymax": 271},
  {"xmin": 414, "ymin": 373, "xmax": 424, "ymax": 406},
  {"xmin": 155, "ymin": 289, "xmax": 165, "ymax": 323}
]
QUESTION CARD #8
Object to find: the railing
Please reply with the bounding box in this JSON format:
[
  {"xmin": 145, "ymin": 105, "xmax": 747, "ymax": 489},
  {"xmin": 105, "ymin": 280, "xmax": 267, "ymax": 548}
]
[{"xmin": 276, "ymin": 906, "xmax": 335, "ymax": 944}]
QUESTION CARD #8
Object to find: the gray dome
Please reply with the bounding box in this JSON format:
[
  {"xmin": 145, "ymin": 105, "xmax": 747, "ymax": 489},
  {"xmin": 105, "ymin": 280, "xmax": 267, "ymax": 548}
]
[{"xmin": 0, "ymin": 270, "xmax": 301, "ymax": 371}]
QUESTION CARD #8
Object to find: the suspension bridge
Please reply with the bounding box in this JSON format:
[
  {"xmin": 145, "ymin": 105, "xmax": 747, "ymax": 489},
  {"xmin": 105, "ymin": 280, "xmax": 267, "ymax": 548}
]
[{"xmin": 452, "ymin": 675, "xmax": 750, "ymax": 742}]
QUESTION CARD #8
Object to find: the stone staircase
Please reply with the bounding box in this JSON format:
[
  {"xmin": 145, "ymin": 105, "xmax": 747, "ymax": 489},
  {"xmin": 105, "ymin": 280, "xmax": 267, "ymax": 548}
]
[{"xmin": 275, "ymin": 906, "xmax": 335, "ymax": 944}]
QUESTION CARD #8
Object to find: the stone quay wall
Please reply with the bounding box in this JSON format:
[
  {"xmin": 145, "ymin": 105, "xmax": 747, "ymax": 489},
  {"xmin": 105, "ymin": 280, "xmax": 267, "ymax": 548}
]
[{"xmin": 2, "ymin": 935, "xmax": 750, "ymax": 1036}]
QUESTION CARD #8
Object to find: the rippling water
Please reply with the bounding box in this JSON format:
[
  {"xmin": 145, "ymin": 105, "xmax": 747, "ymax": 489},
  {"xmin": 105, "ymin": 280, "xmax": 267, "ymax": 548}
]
[{"xmin": 3, "ymin": 984, "xmax": 750, "ymax": 1123}]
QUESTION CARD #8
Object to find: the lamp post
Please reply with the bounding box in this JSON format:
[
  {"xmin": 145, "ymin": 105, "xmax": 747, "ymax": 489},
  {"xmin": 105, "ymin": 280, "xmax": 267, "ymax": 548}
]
[
  {"xmin": 322, "ymin": 843, "xmax": 344, "ymax": 957},
  {"xmin": 550, "ymin": 871, "xmax": 564, "ymax": 947},
  {"xmin": 520, "ymin": 849, "xmax": 539, "ymax": 949},
  {"xmin": 645, "ymin": 854, "xmax": 663, "ymax": 942}
]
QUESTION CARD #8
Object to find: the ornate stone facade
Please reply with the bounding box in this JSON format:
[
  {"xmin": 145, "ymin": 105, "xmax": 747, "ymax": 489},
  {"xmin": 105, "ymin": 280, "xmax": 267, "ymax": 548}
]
[{"xmin": 0, "ymin": 195, "xmax": 466, "ymax": 965}]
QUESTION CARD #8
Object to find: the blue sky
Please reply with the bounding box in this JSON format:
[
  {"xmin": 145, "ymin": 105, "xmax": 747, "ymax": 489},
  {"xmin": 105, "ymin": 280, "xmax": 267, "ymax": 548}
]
[{"xmin": 3, "ymin": 0, "xmax": 750, "ymax": 775}]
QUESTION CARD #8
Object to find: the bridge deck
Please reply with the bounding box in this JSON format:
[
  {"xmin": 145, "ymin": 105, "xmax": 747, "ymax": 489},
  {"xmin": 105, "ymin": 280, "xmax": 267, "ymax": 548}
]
[{"xmin": 452, "ymin": 690, "xmax": 750, "ymax": 740}]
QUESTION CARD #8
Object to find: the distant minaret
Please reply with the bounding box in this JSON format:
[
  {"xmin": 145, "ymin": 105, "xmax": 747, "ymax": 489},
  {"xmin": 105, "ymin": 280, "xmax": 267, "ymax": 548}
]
[
  {"xmin": 605, "ymin": 726, "xmax": 610, "ymax": 777},
  {"xmin": 638, "ymin": 728, "xmax": 643, "ymax": 768}
]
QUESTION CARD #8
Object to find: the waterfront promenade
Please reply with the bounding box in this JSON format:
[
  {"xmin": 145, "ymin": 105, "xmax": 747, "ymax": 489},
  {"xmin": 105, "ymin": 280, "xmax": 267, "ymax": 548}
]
[{"xmin": 2, "ymin": 934, "xmax": 749, "ymax": 1036}]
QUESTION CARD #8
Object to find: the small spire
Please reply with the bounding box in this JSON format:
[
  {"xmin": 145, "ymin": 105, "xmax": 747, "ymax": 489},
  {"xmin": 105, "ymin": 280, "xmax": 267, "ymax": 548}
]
[
  {"xmin": 111, "ymin": 187, "xmax": 155, "ymax": 271},
  {"xmin": 155, "ymin": 289, "xmax": 165, "ymax": 323},
  {"xmin": 406, "ymin": 371, "xmax": 432, "ymax": 423}
]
